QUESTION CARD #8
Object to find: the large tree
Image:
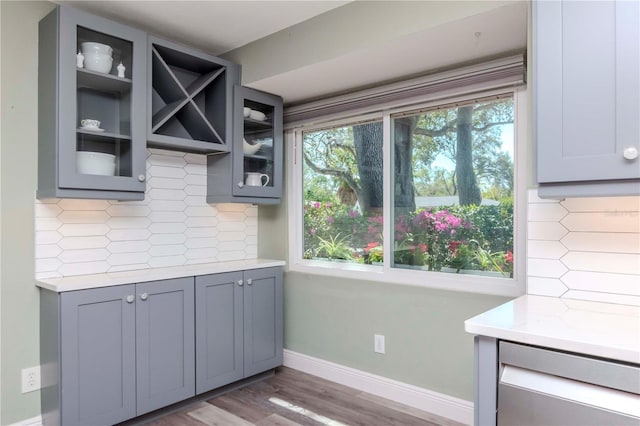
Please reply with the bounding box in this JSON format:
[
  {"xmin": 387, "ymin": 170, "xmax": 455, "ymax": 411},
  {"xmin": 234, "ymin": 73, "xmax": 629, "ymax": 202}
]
[{"xmin": 303, "ymin": 99, "xmax": 514, "ymax": 211}]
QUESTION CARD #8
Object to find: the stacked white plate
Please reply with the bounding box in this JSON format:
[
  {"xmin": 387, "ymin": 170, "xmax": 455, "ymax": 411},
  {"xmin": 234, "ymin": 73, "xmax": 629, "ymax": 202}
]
[{"xmin": 77, "ymin": 151, "xmax": 116, "ymax": 176}]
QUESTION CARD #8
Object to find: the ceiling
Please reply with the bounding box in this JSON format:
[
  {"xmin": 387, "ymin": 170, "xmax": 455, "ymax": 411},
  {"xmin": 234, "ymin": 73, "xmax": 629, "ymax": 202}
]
[
  {"xmin": 57, "ymin": 0, "xmax": 350, "ymax": 55},
  {"xmin": 57, "ymin": 1, "xmax": 527, "ymax": 104}
]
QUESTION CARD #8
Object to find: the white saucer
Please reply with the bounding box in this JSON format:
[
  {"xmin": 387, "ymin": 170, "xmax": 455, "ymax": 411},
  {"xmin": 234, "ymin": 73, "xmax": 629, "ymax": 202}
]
[{"xmin": 79, "ymin": 126, "xmax": 105, "ymax": 132}]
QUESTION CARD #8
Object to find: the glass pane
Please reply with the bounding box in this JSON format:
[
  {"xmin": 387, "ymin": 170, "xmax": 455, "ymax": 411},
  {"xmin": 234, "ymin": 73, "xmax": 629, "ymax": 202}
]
[
  {"xmin": 392, "ymin": 97, "xmax": 514, "ymax": 278},
  {"xmin": 243, "ymin": 100, "xmax": 274, "ymax": 188},
  {"xmin": 303, "ymin": 120, "xmax": 384, "ymax": 265}
]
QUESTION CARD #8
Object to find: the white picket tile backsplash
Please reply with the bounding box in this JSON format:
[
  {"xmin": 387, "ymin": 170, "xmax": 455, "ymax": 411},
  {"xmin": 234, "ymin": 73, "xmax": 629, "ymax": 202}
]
[
  {"xmin": 527, "ymin": 277, "xmax": 568, "ymax": 297},
  {"xmin": 527, "ymin": 189, "xmax": 640, "ymax": 305},
  {"xmin": 35, "ymin": 149, "xmax": 258, "ymax": 279}
]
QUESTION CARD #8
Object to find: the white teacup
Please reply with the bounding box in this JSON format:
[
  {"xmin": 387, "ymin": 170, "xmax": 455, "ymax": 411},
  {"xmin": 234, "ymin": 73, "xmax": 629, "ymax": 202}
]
[
  {"xmin": 245, "ymin": 172, "xmax": 269, "ymax": 187},
  {"xmin": 81, "ymin": 119, "xmax": 101, "ymax": 129}
]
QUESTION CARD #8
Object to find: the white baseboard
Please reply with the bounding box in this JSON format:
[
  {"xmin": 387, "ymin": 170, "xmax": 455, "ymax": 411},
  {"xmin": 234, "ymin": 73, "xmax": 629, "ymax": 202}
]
[
  {"xmin": 10, "ymin": 415, "xmax": 42, "ymax": 426},
  {"xmin": 283, "ymin": 349, "xmax": 473, "ymax": 425}
]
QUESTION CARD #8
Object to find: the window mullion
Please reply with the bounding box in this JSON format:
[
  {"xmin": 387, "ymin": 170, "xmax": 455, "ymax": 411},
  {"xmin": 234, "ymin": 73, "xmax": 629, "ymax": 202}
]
[{"xmin": 382, "ymin": 113, "xmax": 392, "ymax": 272}]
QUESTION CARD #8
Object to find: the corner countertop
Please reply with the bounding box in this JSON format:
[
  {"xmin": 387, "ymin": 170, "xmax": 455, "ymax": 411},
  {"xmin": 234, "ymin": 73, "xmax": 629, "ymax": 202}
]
[
  {"xmin": 36, "ymin": 259, "xmax": 286, "ymax": 292},
  {"xmin": 465, "ymin": 295, "xmax": 640, "ymax": 364}
]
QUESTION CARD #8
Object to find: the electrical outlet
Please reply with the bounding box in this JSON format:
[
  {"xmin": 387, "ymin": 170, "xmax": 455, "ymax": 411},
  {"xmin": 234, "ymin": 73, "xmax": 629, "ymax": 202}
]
[
  {"xmin": 374, "ymin": 334, "xmax": 385, "ymax": 354},
  {"xmin": 21, "ymin": 366, "xmax": 41, "ymax": 393}
]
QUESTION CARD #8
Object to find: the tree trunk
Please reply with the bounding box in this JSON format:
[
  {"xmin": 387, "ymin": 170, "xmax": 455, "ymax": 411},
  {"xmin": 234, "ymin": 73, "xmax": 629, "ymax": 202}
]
[
  {"xmin": 456, "ymin": 106, "xmax": 482, "ymax": 206},
  {"xmin": 393, "ymin": 117, "xmax": 416, "ymax": 213},
  {"xmin": 353, "ymin": 122, "xmax": 384, "ymax": 214}
]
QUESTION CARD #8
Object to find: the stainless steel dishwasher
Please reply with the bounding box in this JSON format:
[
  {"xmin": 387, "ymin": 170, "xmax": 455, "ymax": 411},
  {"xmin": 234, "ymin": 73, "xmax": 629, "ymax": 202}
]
[{"xmin": 497, "ymin": 341, "xmax": 640, "ymax": 426}]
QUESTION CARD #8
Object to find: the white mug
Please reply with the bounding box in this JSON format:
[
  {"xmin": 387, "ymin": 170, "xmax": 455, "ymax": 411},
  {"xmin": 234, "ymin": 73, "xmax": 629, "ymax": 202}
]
[
  {"xmin": 81, "ymin": 119, "xmax": 100, "ymax": 128},
  {"xmin": 245, "ymin": 172, "xmax": 270, "ymax": 187}
]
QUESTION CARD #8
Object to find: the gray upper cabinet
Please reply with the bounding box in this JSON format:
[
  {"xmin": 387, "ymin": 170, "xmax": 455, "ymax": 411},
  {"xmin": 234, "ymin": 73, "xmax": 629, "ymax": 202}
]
[
  {"xmin": 535, "ymin": 0, "xmax": 640, "ymax": 198},
  {"xmin": 148, "ymin": 36, "xmax": 240, "ymax": 154},
  {"xmin": 38, "ymin": 6, "xmax": 147, "ymax": 201},
  {"xmin": 207, "ymin": 86, "xmax": 283, "ymax": 204},
  {"xmin": 195, "ymin": 267, "xmax": 283, "ymax": 394}
]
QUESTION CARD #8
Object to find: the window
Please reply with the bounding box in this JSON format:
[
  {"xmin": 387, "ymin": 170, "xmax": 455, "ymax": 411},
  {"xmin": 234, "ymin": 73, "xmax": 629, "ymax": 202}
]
[
  {"xmin": 289, "ymin": 88, "xmax": 526, "ymax": 296},
  {"xmin": 391, "ymin": 96, "xmax": 514, "ymax": 278},
  {"xmin": 302, "ymin": 120, "xmax": 384, "ymax": 265}
]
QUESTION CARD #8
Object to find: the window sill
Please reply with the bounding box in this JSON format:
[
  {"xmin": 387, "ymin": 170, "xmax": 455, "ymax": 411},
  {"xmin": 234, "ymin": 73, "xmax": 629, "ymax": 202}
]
[{"xmin": 288, "ymin": 259, "xmax": 524, "ymax": 297}]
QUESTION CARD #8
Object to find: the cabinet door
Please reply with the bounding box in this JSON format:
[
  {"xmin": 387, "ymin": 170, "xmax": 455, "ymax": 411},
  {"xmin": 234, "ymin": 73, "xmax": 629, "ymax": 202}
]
[
  {"xmin": 60, "ymin": 285, "xmax": 136, "ymax": 426},
  {"xmin": 535, "ymin": 0, "xmax": 640, "ymax": 183},
  {"xmin": 136, "ymin": 277, "xmax": 195, "ymax": 415},
  {"xmin": 243, "ymin": 267, "xmax": 283, "ymax": 376},
  {"xmin": 232, "ymin": 86, "xmax": 283, "ymax": 199},
  {"xmin": 195, "ymin": 271, "xmax": 244, "ymax": 393},
  {"xmin": 57, "ymin": 6, "xmax": 147, "ymax": 193}
]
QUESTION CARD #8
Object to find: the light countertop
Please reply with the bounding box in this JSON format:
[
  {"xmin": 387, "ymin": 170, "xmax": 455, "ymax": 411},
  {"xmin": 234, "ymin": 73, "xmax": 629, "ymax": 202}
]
[
  {"xmin": 465, "ymin": 295, "xmax": 640, "ymax": 364},
  {"xmin": 37, "ymin": 259, "xmax": 286, "ymax": 292}
]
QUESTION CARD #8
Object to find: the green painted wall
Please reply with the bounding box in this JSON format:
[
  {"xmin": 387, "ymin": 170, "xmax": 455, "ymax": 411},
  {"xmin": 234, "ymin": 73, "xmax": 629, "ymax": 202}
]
[
  {"xmin": 283, "ymin": 272, "xmax": 509, "ymax": 400},
  {"xmin": 1, "ymin": 1, "xmax": 56, "ymax": 423}
]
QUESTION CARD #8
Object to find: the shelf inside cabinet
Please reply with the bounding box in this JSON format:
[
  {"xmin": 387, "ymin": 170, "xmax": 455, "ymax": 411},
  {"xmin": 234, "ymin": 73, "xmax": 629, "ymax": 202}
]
[
  {"xmin": 77, "ymin": 129, "xmax": 131, "ymax": 140},
  {"xmin": 77, "ymin": 69, "xmax": 132, "ymax": 93}
]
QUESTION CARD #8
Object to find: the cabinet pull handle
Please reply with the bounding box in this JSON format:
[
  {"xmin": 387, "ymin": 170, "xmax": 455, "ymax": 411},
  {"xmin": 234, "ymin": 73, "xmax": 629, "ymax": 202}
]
[
  {"xmin": 137, "ymin": 174, "xmax": 146, "ymax": 182},
  {"xmin": 238, "ymin": 279, "xmax": 244, "ymax": 286},
  {"xmin": 238, "ymin": 182, "xmax": 244, "ymax": 188},
  {"xmin": 140, "ymin": 292, "xmax": 148, "ymax": 301},
  {"xmin": 247, "ymin": 278, "xmax": 253, "ymax": 285},
  {"xmin": 126, "ymin": 295, "xmax": 134, "ymax": 303},
  {"xmin": 623, "ymin": 147, "xmax": 638, "ymax": 160}
]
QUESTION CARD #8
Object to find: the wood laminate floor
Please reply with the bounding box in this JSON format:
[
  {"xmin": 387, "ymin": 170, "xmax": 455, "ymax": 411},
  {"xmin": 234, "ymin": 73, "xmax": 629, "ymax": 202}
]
[{"xmin": 145, "ymin": 367, "xmax": 464, "ymax": 426}]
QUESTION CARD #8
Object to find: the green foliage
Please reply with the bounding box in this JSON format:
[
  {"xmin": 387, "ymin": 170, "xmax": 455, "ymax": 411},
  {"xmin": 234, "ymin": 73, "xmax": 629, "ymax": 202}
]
[
  {"xmin": 315, "ymin": 233, "xmax": 353, "ymax": 260},
  {"xmin": 304, "ymin": 197, "xmax": 514, "ymax": 276}
]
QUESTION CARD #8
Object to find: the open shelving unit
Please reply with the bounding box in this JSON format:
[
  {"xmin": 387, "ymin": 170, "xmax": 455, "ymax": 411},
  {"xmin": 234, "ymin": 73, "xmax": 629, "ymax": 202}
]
[{"xmin": 147, "ymin": 37, "xmax": 240, "ymax": 154}]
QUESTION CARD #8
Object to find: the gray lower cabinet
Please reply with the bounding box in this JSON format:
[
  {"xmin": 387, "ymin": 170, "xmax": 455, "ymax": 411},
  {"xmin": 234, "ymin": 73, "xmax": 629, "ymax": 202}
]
[
  {"xmin": 135, "ymin": 278, "xmax": 195, "ymax": 415},
  {"xmin": 40, "ymin": 277, "xmax": 194, "ymax": 426},
  {"xmin": 195, "ymin": 267, "xmax": 283, "ymax": 393},
  {"xmin": 534, "ymin": 0, "xmax": 640, "ymax": 198}
]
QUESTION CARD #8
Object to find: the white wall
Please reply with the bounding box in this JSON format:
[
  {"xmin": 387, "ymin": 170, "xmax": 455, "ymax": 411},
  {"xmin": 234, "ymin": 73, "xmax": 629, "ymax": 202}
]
[
  {"xmin": 527, "ymin": 190, "xmax": 640, "ymax": 305},
  {"xmin": 35, "ymin": 148, "xmax": 257, "ymax": 279}
]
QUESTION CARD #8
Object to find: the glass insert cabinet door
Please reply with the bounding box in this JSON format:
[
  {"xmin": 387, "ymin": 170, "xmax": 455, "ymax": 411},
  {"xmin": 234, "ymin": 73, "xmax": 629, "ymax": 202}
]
[
  {"xmin": 58, "ymin": 7, "xmax": 146, "ymax": 193},
  {"xmin": 232, "ymin": 86, "xmax": 283, "ymax": 199}
]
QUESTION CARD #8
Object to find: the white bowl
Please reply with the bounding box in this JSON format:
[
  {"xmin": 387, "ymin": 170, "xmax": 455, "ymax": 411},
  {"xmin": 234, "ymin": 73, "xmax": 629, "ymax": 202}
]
[
  {"xmin": 249, "ymin": 110, "xmax": 266, "ymax": 121},
  {"xmin": 243, "ymin": 139, "xmax": 263, "ymax": 155},
  {"xmin": 77, "ymin": 151, "xmax": 116, "ymax": 176},
  {"xmin": 81, "ymin": 42, "xmax": 113, "ymax": 56},
  {"xmin": 83, "ymin": 53, "xmax": 113, "ymax": 74}
]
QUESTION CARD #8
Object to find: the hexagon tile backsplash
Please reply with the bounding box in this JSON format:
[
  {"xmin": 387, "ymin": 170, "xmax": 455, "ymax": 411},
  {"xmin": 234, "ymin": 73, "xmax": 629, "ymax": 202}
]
[
  {"xmin": 526, "ymin": 190, "xmax": 640, "ymax": 306},
  {"xmin": 35, "ymin": 149, "xmax": 257, "ymax": 279}
]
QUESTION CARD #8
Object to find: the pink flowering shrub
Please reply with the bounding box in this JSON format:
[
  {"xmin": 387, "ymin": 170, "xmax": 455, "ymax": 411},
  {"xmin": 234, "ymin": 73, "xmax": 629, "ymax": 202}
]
[{"xmin": 304, "ymin": 200, "xmax": 513, "ymax": 275}]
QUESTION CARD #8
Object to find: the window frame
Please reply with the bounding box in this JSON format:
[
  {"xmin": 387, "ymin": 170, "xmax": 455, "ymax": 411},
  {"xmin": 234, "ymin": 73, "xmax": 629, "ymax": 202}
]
[{"xmin": 287, "ymin": 88, "xmax": 527, "ymax": 297}]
